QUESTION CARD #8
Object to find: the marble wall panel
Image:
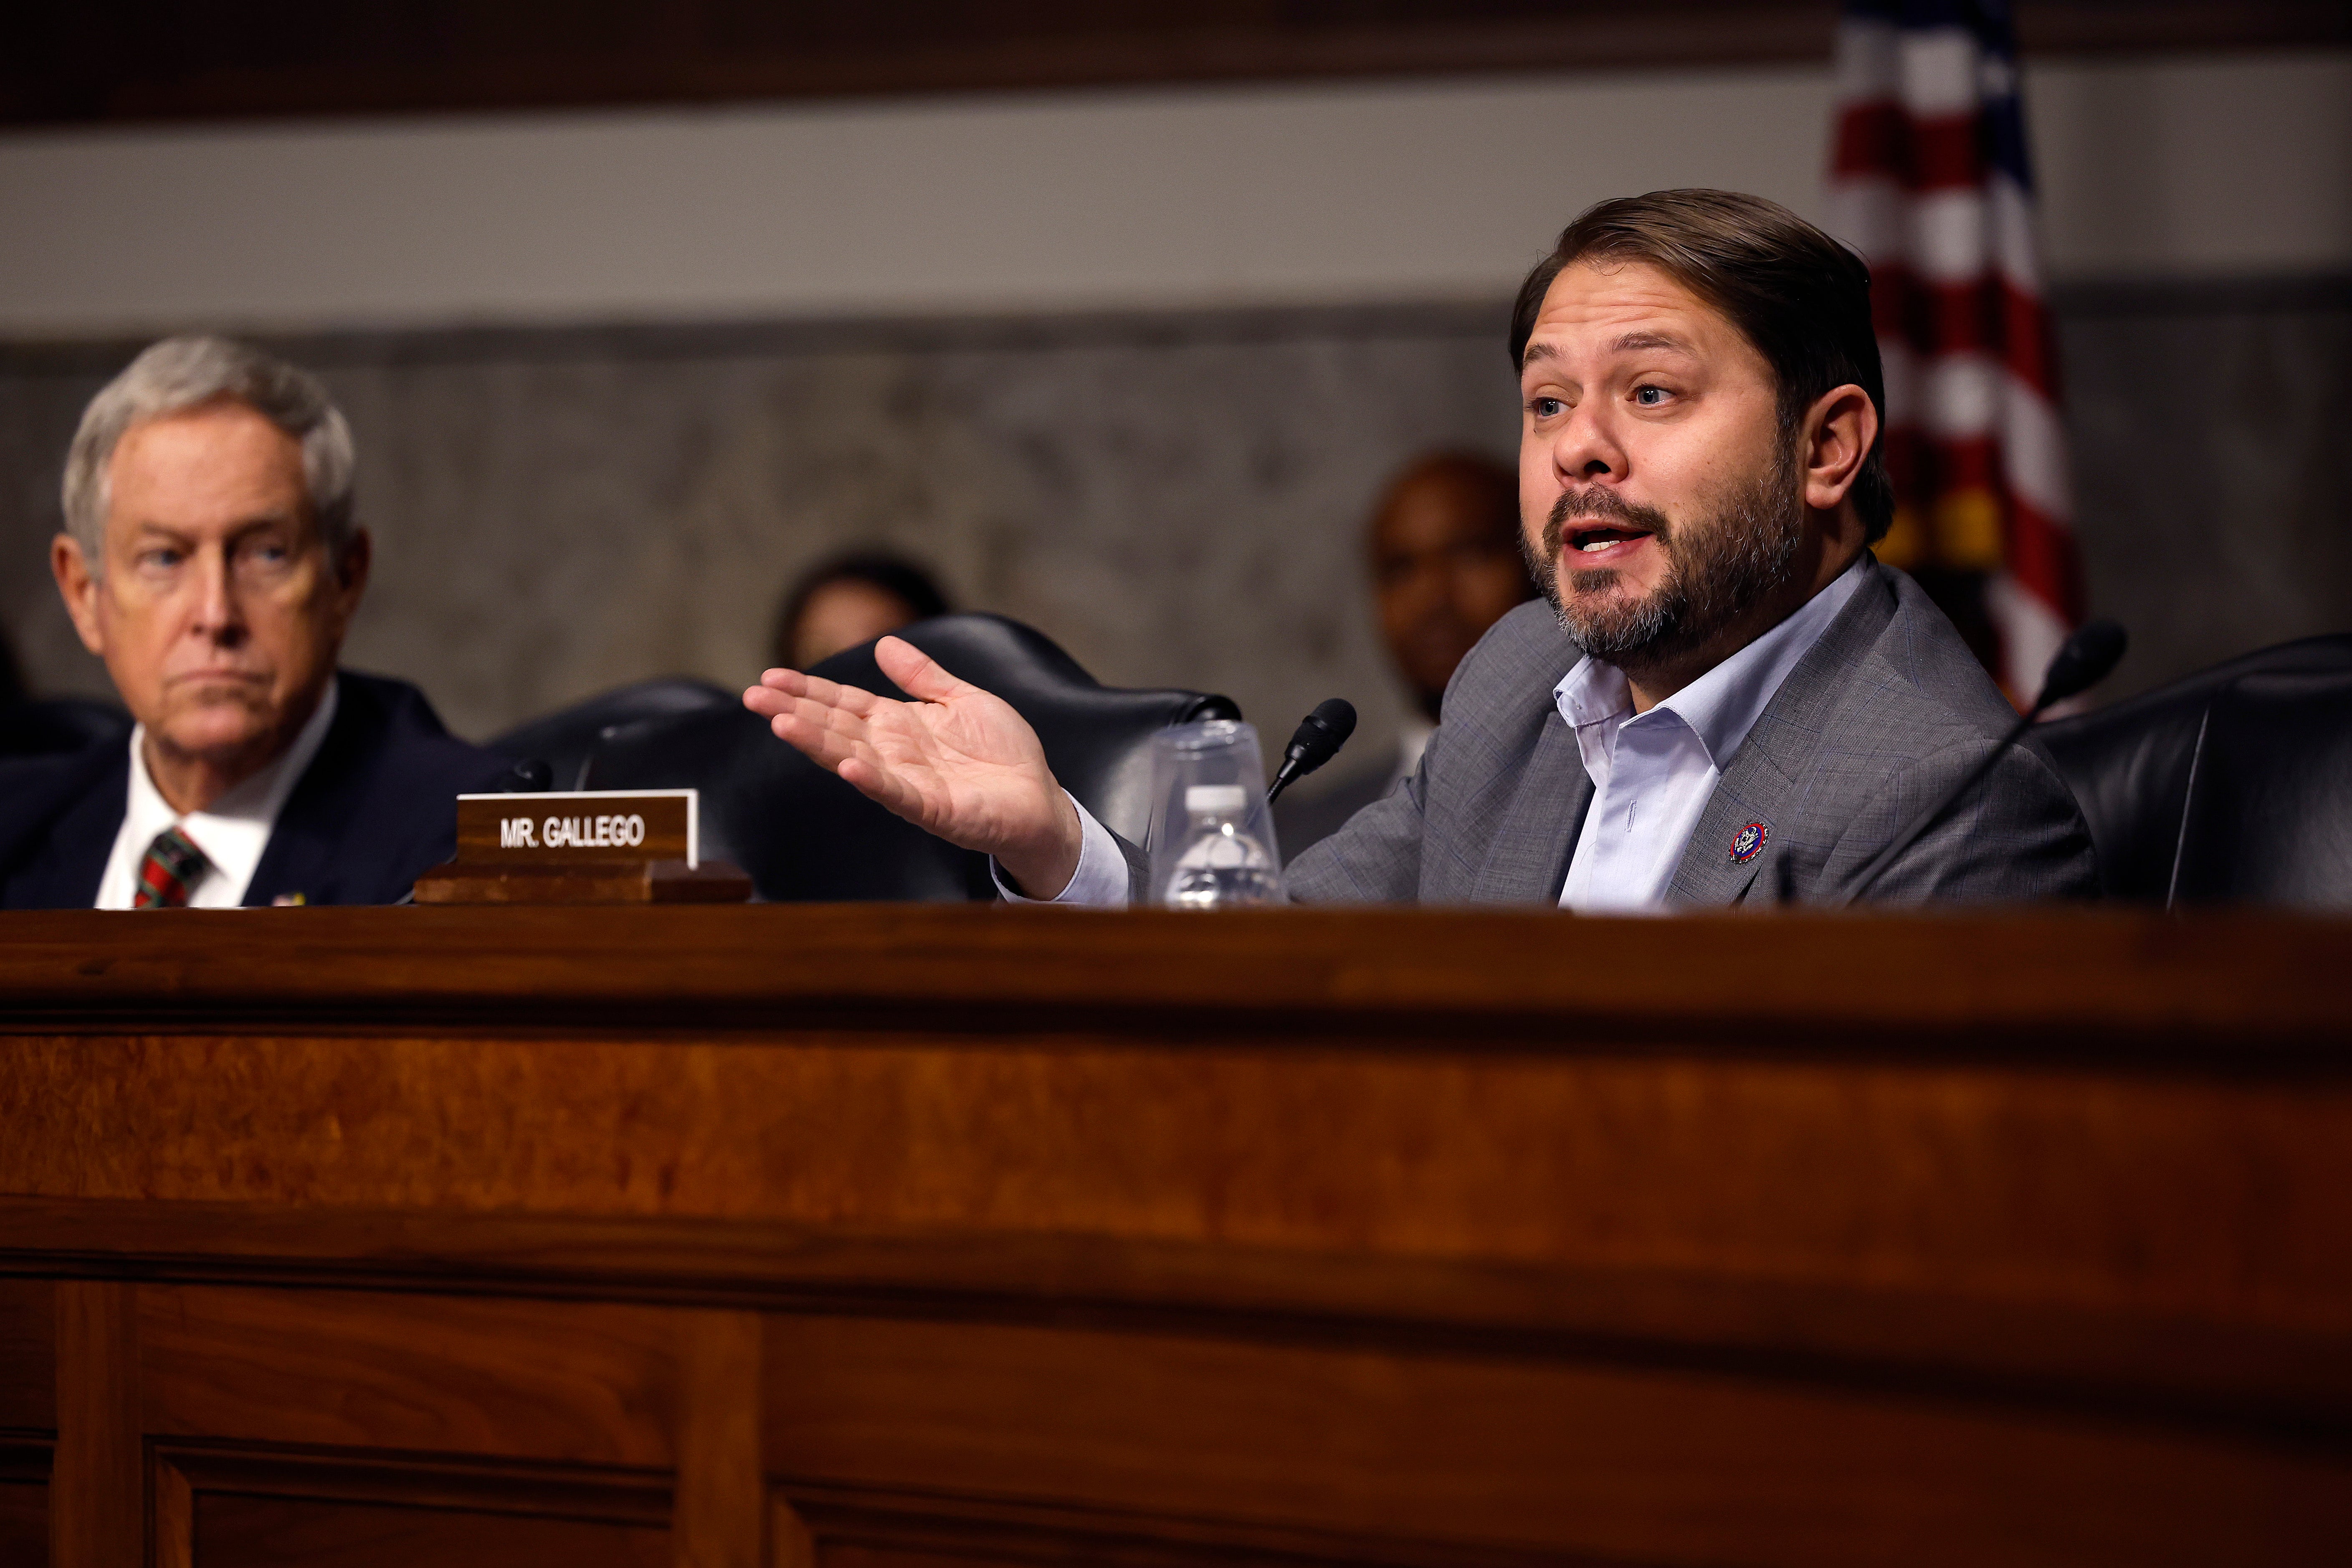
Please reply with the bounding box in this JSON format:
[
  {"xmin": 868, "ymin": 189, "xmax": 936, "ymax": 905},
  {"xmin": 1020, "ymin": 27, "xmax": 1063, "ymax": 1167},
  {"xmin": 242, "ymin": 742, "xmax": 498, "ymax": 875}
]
[{"xmin": 0, "ymin": 307, "xmax": 1522, "ymax": 764}]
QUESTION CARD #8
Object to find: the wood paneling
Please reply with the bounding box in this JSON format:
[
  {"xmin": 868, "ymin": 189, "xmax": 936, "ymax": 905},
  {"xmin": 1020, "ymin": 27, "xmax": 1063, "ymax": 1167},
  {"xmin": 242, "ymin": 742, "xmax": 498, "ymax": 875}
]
[
  {"xmin": 673, "ymin": 1311, "xmax": 764, "ymax": 1568},
  {"xmin": 0, "ymin": 1439, "xmax": 50, "ymax": 1568},
  {"xmin": 0, "ymin": 1279, "xmax": 55, "ymax": 1432},
  {"xmin": 3, "ymin": 905, "xmax": 2349, "ymax": 1565},
  {"xmin": 759, "ymin": 1312, "xmax": 2350, "ymax": 1568},
  {"xmin": 139, "ymin": 1285, "xmax": 680, "ymax": 1467},
  {"xmin": 4, "ymin": 1, "xmax": 2342, "ymax": 128},
  {"xmin": 49, "ymin": 1283, "xmax": 137, "ymax": 1568},
  {"xmin": 193, "ymin": 1494, "xmax": 668, "ymax": 1568}
]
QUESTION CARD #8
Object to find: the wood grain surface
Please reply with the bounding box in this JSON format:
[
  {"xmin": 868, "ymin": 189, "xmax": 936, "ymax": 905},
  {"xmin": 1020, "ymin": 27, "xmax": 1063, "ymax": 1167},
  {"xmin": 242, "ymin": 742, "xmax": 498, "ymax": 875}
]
[
  {"xmin": 3, "ymin": 905, "xmax": 2347, "ymax": 1565},
  {"xmin": 0, "ymin": 904, "xmax": 2344, "ymax": 1053}
]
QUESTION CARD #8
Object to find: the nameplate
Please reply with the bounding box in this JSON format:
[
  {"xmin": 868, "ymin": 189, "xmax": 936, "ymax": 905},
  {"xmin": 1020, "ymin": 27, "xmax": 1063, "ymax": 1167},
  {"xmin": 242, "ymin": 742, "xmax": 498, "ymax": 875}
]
[{"xmin": 453, "ymin": 790, "xmax": 698, "ymax": 868}]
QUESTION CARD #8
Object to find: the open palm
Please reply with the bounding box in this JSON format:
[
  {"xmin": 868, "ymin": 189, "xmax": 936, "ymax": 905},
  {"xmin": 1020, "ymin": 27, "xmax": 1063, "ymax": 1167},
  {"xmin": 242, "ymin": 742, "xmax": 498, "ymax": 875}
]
[{"xmin": 743, "ymin": 637, "xmax": 1081, "ymax": 893}]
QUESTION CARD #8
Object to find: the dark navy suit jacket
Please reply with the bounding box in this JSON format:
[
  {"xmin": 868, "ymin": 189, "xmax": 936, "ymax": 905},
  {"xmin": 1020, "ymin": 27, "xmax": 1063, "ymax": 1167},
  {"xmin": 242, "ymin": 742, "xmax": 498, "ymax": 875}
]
[{"xmin": 0, "ymin": 670, "xmax": 509, "ymax": 909}]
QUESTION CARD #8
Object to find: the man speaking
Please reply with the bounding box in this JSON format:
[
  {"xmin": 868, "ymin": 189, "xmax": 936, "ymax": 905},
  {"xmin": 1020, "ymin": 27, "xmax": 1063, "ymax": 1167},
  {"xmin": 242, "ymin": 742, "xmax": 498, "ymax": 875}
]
[
  {"xmin": 747, "ymin": 191, "xmax": 2095, "ymax": 908},
  {"xmin": 0, "ymin": 337, "xmax": 506, "ymax": 908}
]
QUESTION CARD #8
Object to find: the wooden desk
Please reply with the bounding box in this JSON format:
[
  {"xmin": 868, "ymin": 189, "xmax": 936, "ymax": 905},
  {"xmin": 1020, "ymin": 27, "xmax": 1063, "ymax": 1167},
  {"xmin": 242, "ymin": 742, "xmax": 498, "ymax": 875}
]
[{"xmin": 2, "ymin": 904, "xmax": 2348, "ymax": 1567}]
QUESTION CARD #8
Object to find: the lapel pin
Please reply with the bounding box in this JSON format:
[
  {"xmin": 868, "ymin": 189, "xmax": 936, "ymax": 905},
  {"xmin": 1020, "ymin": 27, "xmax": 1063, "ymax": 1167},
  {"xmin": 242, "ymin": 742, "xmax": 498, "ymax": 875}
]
[{"xmin": 1729, "ymin": 821, "xmax": 1768, "ymax": 864}]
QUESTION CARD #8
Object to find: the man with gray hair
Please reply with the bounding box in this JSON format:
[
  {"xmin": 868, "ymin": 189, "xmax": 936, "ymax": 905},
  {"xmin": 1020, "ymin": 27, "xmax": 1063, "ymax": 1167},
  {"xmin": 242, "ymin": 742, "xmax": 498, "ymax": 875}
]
[{"xmin": 0, "ymin": 336, "xmax": 505, "ymax": 908}]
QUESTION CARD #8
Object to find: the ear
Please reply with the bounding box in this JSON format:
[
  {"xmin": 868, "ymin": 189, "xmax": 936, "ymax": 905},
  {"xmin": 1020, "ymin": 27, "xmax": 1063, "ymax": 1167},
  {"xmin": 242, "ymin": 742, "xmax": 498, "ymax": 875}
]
[
  {"xmin": 1799, "ymin": 383, "xmax": 1879, "ymax": 516},
  {"xmin": 51, "ymin": 534, "xmax": 107, "ymax": 657}
]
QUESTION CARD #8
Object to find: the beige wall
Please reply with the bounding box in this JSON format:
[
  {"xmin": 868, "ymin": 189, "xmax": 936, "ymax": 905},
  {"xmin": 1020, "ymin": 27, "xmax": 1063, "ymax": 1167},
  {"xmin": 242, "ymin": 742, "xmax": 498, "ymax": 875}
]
[{"xmin": 1, "ymin": 53, "xmax": 2346, "ymax": 338}]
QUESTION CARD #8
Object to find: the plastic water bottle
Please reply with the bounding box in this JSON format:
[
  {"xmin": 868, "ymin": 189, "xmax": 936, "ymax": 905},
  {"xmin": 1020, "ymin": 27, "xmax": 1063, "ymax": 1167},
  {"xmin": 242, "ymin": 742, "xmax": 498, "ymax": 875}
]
[{"xmin": 1162, "ymin": 784, "xmax": 1283, "ymax": 908}]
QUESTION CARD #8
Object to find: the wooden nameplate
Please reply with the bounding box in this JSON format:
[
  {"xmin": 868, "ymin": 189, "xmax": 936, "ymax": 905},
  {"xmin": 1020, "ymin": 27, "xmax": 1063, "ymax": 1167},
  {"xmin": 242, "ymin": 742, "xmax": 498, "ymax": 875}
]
[{"xmin": 412, "ymin": 789, "xmax": 752, "ymax": 905}]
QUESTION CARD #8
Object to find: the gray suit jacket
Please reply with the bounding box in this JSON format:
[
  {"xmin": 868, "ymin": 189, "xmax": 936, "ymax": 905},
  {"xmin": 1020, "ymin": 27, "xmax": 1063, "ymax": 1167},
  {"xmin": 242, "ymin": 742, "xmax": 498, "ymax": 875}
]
[{"xmin": 1279, "ymin": 557, "xmax": 2095, "ymax": 907}]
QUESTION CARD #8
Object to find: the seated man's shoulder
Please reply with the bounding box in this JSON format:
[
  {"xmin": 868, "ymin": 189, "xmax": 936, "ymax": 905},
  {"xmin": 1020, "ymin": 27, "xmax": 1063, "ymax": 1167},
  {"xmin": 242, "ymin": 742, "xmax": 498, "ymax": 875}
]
[
  {"xmin": 250, "ymin": 671, "xmax": 510, "ymax": 908},
  {"xmin": 1834, "ymin": 568, "xmax": 2028, "ymax": 751},
  {"xmin": 1777, "ymin": 564, "xmax": 2094, "ymax": 899},
  {"xmin": 315, "ymin": 671, "xmax": 511, "ymax": 825},
  {"xmin": 0, "ymin": 738, "xmax": 131, "ymax": 907}
]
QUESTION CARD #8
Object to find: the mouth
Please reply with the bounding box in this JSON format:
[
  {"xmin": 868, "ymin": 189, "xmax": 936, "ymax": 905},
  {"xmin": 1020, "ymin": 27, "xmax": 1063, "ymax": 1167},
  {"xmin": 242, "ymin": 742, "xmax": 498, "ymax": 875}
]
[
  {"xmin": 166, "ymin": 671, "xmax": 272, "ymax": 696},
  {"xmin": 1561, "ymin": 521, "xmax": 1655, "ymax": 565}
]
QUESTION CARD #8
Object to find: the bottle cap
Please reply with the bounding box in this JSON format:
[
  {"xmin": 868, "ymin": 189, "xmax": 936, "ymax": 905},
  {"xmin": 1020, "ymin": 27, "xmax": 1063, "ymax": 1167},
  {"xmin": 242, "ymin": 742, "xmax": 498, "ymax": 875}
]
[{"xmin": 1184, "ymin": 784, "xmax": 1249, "ymax": 814}]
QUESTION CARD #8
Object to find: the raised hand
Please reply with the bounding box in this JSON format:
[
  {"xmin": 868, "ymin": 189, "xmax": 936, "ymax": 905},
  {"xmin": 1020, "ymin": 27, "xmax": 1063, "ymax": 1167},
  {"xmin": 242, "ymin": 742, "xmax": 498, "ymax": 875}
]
[{"xmin": 743, "ymin": 636, "xmax": 1084, "ymax": 898}]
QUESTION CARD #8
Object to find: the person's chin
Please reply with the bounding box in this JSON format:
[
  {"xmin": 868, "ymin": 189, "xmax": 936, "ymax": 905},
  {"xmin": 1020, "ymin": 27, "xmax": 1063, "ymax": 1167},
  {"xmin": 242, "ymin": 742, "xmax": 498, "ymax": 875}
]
[
  {"xmin": 1560, "ymin": 575, "xmax": 1668, "ymax": 645},
  {"xmin": 154, "ymin": 697, "xmax": 282, "ymax": 763}
]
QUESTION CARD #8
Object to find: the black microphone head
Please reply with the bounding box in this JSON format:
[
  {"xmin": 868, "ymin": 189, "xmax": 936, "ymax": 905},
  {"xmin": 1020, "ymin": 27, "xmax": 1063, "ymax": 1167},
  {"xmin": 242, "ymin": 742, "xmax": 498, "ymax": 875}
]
[
  {"xmin": 2034, "ymin": 619, "xmax": 2128, "ymax": 711},
  {"xmin": 502, "ymin": 758, "xmax": 554, "ymax": 793},
  {"xmin": 1283, "ymin": 698, "xmax": 1358, "ymax": 775}
]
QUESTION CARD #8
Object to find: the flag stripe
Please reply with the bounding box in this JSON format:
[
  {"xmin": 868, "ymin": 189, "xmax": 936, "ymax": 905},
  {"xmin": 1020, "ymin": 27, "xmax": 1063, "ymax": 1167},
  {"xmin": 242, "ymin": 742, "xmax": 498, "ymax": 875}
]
[
  {"xmin": 1828, "ymin": 0, "xmax": 2084, "ymax": 699},
  {"xmin": 1867, "ymin": 273, "xmax": 2059, "ymax": 398}
]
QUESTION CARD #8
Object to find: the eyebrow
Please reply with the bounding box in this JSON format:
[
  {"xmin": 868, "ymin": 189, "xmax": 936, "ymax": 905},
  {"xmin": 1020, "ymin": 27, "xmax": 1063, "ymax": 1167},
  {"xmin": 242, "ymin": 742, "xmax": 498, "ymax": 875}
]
[
  {"xmin": 1612, "ymin": 331, "xmax": 1694, "ymax": 356},
  {"xmin": 1520, "ymin": 331, "xmax": 1697, "ymax": 372}
]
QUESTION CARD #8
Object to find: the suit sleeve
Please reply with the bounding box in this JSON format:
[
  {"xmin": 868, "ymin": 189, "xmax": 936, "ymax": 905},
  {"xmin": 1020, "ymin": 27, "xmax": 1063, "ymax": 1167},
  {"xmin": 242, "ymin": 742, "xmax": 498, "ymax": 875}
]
[
  {"xmin": 1832, "ymin": 735, "xmax": 2098, "ymax": 903},
  {"xmin": 1280, "ymin": 746, "xmax": 1430, "ymax": 904}
]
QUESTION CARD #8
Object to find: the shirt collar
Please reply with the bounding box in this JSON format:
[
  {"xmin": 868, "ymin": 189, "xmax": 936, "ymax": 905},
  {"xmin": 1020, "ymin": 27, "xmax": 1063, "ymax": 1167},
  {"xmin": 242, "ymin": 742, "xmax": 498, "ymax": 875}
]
[
  {"xmin": 1552, "ymin": 552, "xmax": 1870, "ymax": 766},
  {"xmin": 123, "ymin": 679, "xmax": 339, "ymax": 883}
]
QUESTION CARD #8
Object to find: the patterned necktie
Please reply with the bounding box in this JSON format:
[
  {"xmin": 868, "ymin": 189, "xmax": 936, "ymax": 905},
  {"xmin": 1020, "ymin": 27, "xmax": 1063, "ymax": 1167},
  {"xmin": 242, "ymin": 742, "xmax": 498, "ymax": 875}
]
[{"xmin": 134, "ymin": 826, "xmax": 212, "ymax": 909}]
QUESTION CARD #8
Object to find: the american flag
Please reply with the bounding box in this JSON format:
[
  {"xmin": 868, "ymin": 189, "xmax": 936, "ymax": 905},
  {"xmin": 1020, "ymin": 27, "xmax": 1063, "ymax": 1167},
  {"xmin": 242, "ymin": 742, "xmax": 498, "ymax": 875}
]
[{"xmin": 1826, "ymin": 0, "xmax": 2084, "ymax": 701}]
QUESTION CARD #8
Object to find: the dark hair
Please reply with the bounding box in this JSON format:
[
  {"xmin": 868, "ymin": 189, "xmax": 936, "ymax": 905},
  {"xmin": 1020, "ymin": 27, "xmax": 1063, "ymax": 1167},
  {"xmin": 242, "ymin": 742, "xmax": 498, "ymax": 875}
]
[
  {"xmin": 773, "ymin": 550, "xmax": 952, "ymax": 664},
  {"xmin": 1508, "ymin": 190, "xmax": 1895, "ymax": 543}
]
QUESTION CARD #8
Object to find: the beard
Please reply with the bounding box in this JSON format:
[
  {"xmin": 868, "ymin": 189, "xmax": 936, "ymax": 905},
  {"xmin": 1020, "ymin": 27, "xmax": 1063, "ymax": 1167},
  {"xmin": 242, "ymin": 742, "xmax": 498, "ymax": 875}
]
[{"xmin": 1521, "ymin": 440, "xmax": 1805, "ymax": 674}]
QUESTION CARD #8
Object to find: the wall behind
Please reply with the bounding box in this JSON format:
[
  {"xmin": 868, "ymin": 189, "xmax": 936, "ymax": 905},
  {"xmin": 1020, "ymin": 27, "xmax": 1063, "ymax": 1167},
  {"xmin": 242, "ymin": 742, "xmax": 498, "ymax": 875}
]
[
  {"xmin": 2, "ymin": 53, "xmax": 2346, "ymax": 753},
  {"xmin": 2, "ymin": 55, "xmax": 2346, "ymax": 333}
]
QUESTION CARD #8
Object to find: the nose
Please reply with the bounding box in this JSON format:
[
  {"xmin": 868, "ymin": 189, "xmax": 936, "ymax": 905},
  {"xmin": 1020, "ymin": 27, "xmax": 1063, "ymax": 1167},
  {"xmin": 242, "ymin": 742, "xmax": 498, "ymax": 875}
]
[
  {"xmin": 189, "ymin": 543, "xmax": 248, "ymax": 648},
  {"xmin": 1548, "ymin": 398, "xmax": 1627, "ymax": 490}
]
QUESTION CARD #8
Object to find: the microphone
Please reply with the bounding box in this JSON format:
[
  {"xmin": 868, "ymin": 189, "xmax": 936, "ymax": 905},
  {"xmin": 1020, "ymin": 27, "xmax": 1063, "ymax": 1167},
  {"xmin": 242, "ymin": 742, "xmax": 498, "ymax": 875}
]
[
  {"xmin": 501, "ymin": 758, "xmax": 554, "ymax": 793},
  {"xmin": 1837, "ymin": 619, "xmax": 2126, "ymax": 905},
  {"xmin": 1266, "ymin": 698, "xmax": 1358, "ymax": 805}
]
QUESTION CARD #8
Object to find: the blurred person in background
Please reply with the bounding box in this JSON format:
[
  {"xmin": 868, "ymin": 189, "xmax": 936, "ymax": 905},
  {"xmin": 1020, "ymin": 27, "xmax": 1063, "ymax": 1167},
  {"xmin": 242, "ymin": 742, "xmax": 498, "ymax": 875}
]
[
  {"xmin": 1276, "ymin": 451, "xmax": 1534, "ymax": 853},
  {"xmin": 773, "ymin": 551, "xmax": 952, "ymax": 670},
  {"xmin": 0, "ymin": 336, "xmax": 505, "ymax": 909}
]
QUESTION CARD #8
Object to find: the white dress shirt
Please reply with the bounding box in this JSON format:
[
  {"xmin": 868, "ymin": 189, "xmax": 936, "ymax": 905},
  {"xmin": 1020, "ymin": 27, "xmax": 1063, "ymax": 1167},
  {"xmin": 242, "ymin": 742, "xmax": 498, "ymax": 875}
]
[
  {"xmin": 1010, "ymin": 556, "xmax": 1867, "ymax": 910},
  {"xmin": 94, "ymin": 683, "xmax": 339, "ymax": 910}
]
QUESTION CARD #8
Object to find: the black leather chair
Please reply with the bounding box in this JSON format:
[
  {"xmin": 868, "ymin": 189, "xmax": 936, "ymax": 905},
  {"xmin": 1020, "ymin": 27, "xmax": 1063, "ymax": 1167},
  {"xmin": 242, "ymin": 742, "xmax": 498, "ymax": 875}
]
[
  {"xmin": 2033, "ymin": 635, "xmax": 2352, "ymax": 901},
  {"xmin": 583, "ymin": 614, "xmax": 1240, "ymax": 902},
  {"xmin": 0, "ymin": 697, "xmax": 131, "ymax": 761},
  {"xmin": 2169, "ymin": 669, "xmax": 2352, "ymax": 910},
  {"xmin": 487, "ymin": 677, "xmax": 736, "ymax": 791}
]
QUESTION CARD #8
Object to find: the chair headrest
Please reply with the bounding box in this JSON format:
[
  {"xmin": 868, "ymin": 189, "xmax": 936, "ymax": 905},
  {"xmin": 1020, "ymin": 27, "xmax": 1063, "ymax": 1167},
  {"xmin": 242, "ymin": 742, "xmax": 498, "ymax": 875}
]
[
  {"xmin": 2035, "ymin": 633, "xmax": 2352, "ymax": 901},
  {"xmin": 2172, "ymin": 668, "xmax": 2352, "ymax": 909}
]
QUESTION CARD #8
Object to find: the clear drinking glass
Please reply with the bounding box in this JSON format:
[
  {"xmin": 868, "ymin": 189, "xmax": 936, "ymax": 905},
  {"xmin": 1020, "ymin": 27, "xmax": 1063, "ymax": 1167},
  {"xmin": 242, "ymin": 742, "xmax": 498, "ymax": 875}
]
[{"xmin": 1143, "ymin": 720, "xmax": 1287, "ymax": 908}]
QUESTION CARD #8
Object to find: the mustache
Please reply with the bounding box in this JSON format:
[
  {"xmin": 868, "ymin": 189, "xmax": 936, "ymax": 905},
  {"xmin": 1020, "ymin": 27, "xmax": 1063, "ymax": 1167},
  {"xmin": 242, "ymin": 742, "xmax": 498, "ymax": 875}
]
[{"xmin": 1543, "ymin": 488, "xmax": 1675, "ymax": 561}]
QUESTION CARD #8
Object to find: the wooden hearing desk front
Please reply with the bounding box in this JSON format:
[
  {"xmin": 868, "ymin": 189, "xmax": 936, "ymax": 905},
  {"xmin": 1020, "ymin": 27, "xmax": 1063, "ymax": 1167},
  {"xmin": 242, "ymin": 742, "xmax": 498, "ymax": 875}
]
[{"xmin": 1, "ymin": 904, "xmax": 2348, "ymax": 1567}]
